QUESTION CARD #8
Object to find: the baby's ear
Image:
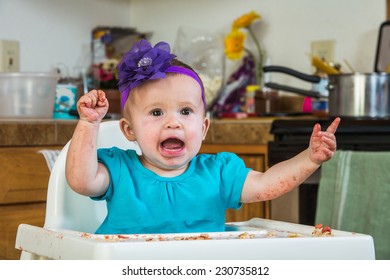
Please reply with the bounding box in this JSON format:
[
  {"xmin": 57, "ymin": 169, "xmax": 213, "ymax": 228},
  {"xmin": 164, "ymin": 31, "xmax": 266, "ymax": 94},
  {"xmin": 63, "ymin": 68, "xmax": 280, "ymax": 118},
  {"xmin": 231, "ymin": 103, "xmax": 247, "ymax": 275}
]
[
  {"xmin": 202, "ymin": 117, "xmax": 211, "ymax": 140},
  {"xmin": 119, "ymin": 118, "xmax": 136, "ymax": 141}
]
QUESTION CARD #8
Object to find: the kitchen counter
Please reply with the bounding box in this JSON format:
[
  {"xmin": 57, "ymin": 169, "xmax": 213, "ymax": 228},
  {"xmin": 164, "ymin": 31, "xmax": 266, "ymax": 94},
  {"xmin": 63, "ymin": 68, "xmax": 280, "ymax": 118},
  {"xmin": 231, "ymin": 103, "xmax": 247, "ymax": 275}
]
[
  {"xmin": 0, "ymin": 119, "xmax": 78, "ymax": 146},
  {"xmin": 204, "ymin": 118, "xmax": 274, "ymax": 145},
  {"xmin": 0, "ymin": 117, "xmax": 275, "ymax": 146}
]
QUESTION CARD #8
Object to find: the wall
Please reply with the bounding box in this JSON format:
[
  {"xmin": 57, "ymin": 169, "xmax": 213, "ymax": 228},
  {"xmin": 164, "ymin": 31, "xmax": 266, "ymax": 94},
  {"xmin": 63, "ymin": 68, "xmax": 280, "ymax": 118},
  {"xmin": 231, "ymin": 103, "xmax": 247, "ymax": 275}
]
[
  {"xmin": 129, "ymin": 0, "xmax": 387, "ymax": 89},
  {"xmin": 0, "ymin": 0, "xmax": 131, "ymax": 76},
  {"xmin": 0, "ymin": 0, "xmax": 387, "ymax": 88}
]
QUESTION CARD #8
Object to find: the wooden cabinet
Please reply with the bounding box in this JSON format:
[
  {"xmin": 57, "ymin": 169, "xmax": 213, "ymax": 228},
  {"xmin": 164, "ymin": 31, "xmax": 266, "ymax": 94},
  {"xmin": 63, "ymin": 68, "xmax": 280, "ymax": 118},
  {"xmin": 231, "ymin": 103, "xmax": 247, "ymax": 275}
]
[
  {"xmin": 0, "ymin": 146, "xmax": 62, "ymax": 260},
  {"xmin": 0, "ymin": 198, "xmax": 46, "ymax": 260},
  {"xmin": 387, "ymin": 0, "xmax": 390, "ymax": 20}
]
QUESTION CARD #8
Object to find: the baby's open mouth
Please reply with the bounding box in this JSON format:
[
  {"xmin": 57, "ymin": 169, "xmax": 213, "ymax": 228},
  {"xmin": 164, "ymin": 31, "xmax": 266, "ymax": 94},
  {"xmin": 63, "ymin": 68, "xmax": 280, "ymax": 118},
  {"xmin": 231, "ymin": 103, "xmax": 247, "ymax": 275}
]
[{"xmin": 161, "ymin": 138, "xmax": 184, "ymax": 150}]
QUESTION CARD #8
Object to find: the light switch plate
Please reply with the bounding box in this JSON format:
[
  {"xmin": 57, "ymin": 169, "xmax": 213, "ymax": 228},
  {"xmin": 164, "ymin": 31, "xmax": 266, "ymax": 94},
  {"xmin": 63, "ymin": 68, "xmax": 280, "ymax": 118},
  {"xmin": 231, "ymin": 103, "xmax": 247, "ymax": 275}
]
[
  {"xmin": 311, "ymin": 40, "xmax": 335, "ymax": 62},
  {"xmin": 0, "ymin": 40, "xmax": 20, "ymax": 72}
]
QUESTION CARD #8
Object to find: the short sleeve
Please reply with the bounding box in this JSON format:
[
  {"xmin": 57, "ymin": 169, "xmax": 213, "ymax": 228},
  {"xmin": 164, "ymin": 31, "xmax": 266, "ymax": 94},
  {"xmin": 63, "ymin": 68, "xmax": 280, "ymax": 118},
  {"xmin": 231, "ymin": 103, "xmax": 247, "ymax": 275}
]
[
  {"xmin": 91, "ymin": 148, "xmax": 121, "ymax": 201},
  {"xmin": 217, "ymin": 152, "xmax": 251, "ymax": 209}
]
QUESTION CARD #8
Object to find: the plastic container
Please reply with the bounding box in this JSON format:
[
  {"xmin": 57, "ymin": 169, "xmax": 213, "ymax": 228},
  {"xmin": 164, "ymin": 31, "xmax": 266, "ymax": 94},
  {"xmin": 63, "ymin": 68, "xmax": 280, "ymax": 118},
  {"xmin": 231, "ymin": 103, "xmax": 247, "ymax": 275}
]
[
  {"xmin": 53, "ymin": 83, "xmax": 78, "ymax": 119},
  {"xmin": 0, "ymin": 72, "xmax": 59, "ymax": 118},
  {"xmin": 245, "ymin": 85, "xmax": 259, "ymax": 113}
]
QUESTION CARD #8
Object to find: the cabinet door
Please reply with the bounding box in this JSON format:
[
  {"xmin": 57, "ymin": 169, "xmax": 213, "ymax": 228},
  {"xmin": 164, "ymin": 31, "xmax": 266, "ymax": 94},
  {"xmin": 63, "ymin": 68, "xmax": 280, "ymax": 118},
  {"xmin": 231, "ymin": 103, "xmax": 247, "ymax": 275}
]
[
  {"xmin": 0, "ymin": 202, "xmax": 46, "ymax": 260},
  {"xmin": 0, "ymin": 147, "xmax": 60, "ymax": 204},
  {"xmin": 0, "ymin": 146, "xmax": 59, "ymax": 259}
]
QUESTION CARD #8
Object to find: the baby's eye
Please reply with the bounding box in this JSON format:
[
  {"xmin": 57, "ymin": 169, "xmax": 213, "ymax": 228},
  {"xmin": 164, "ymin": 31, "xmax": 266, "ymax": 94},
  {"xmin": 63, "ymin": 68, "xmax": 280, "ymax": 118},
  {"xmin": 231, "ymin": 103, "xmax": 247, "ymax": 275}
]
[
  {"xmin": 151, "ymin": 109, "xmax": 163, "ymax": 116},
  {"xmin": 180, "ymin": 107, "xmax": 192, "ymax": 115}
]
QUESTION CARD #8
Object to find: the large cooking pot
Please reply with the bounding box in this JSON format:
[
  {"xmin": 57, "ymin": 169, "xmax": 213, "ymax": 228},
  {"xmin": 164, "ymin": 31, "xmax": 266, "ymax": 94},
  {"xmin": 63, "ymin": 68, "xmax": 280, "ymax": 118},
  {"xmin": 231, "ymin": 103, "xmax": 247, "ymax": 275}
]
[{"xmin": 263, "ymin": 65, "xmax": 390, "ymax": 118}]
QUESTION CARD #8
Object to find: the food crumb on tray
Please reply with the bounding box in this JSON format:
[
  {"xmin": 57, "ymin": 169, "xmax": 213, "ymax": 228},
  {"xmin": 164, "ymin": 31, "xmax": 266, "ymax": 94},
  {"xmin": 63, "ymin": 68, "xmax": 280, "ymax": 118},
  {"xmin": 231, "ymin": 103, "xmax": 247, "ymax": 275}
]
[
  {"xmin": 238, "ymin": 232, "xmax": 255, "ymax": 239},
  {"xmin": 77, "ymin": 224, "xmax": 335, "ymax": 242},
  {"xmin": 312, "ymin": 223, "xmax": 333, "ymax": 237}
]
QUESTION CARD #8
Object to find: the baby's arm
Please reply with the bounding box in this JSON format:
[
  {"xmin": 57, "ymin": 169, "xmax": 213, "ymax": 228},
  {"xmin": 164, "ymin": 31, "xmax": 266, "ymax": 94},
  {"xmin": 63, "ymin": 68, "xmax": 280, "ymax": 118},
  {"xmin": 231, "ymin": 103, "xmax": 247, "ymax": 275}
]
[
  {"xmin": 65, "ymin": 90, "xmax": 110, "ymax": 197},
  {"xmin": 241, "ymin": 117, "xmax": 340, "ymax": 203}
]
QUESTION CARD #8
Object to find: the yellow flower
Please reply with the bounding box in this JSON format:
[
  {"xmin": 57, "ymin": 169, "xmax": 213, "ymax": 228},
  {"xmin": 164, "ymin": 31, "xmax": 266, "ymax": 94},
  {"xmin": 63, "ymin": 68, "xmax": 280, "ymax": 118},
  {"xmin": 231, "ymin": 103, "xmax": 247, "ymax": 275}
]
[
  {"xmin": 232, "ymin": 11, "xmax": 261, "ymax": 29},
  {"xmin": 224, "ymin": 29, "xmax": 246, "ymax": 60},
  {"xmin": 225, "ymin": 11, "xmax": 264, "ymax": 86}
]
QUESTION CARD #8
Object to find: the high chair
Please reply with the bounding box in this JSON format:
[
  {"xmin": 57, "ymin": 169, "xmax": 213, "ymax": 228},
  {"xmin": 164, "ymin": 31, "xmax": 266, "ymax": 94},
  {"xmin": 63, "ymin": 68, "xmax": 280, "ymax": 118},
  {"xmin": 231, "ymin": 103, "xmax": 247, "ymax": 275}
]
[{"xmin": 15, "ymin": 121, "xmax": 375, "ymax": 260}]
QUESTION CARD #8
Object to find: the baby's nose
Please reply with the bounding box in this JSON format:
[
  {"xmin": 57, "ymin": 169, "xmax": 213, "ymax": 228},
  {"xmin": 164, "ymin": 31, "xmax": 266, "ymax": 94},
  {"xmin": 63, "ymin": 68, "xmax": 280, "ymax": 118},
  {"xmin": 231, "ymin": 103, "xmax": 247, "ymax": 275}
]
[
  {"xmin": 166, "ymin": 122, "xmax": 181, "ymax": 129},
  {"xmin": 165, "ymin": 116, "xmax": 181, "ymax": 129}
]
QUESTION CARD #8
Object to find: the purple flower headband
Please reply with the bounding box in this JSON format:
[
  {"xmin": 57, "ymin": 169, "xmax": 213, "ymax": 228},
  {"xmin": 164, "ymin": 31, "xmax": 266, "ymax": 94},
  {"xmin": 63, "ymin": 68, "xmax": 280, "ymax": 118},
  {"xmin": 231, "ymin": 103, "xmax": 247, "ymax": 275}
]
[{"xmin": 117, "ymin": 39, "xmax": 206, "ymax": 109}]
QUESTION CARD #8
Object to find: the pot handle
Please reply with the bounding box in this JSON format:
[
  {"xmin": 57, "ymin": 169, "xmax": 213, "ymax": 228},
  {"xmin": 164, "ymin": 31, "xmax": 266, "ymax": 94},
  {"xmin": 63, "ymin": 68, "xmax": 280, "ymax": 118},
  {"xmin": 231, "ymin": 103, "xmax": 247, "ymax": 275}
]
[
  {"xmin": 263, "ymin": 65, "xmax": 321, "ymax": 83},
  {"xmin": 265, "ymin": 82, "xmax": 325, "ymax": 98}
]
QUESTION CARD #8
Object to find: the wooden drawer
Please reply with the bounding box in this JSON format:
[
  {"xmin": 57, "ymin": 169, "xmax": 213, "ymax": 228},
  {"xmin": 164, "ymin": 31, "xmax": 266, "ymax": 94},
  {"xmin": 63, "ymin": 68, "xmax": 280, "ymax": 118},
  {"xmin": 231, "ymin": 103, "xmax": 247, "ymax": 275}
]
[
  {"xmin": 0, "ymin": 146, "xmax": 61, "ymax": 205},
  {"xmin": 0, "ymin": 202, "xmax": 46, "ymax": 259}
]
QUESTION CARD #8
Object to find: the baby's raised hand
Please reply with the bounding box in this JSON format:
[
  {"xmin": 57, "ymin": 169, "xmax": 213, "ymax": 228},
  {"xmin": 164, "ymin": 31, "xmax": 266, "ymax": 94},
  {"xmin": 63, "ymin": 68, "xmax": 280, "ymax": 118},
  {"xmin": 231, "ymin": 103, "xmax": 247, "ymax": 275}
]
[
  {"xmin": 309, "ymin": 117, "xmax": 340, "ymax": 165},
  {"xmin": 77, "ymin": 90, "xmax": 109, "ymax": 123}
]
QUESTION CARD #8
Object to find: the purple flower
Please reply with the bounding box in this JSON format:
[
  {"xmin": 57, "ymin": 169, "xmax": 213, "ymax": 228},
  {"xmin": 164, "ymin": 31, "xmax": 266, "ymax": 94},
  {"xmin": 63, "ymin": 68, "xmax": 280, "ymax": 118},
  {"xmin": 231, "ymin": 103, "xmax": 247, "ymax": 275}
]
[{"xmin": 117, "ymin": 39, "xmax": 176, "ymax": 107}]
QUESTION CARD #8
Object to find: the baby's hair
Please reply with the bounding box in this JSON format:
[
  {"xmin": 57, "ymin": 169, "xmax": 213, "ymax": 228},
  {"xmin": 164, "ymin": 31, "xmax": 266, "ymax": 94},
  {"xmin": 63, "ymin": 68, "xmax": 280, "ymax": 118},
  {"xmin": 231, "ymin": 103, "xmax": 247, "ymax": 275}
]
[{"xmin": 170, "ymin": 59, "xmax": 204, "ymax": 88}]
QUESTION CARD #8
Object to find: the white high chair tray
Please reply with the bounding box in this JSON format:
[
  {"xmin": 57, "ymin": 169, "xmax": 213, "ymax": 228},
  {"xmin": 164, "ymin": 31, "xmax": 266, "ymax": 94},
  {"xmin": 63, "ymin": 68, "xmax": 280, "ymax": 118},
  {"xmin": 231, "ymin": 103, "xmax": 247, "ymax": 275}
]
[{"xmin": 15, "ymin": 218, "xmax": 375, "ymax": 260}]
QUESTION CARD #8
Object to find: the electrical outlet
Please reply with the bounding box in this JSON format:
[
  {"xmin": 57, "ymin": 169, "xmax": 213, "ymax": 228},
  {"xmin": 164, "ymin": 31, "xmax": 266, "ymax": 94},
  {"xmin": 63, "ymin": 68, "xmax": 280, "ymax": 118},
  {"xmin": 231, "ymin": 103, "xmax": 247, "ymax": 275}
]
[
  {"xmin": 0, "ymin": 40, "xmax": 20, "ymax": 72},
  {"xmin": 311, "ymin": 40, "xmax": 335, "ymax": 62}
]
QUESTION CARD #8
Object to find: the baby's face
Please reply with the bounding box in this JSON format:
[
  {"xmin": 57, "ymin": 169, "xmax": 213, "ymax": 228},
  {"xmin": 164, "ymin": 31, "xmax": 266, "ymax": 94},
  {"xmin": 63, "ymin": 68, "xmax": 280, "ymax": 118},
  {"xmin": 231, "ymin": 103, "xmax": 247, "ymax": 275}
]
[{"xmin": 125, "ymin": 74, "xmax": 210, "ymax": 176}]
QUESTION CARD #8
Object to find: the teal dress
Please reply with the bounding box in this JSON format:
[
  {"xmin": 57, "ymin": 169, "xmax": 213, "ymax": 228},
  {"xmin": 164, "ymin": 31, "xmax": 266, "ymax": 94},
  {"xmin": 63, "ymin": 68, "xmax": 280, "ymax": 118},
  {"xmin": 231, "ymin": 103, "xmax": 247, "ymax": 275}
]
[{"xmin": 93, "ymin": 148, "xmax": 251, "ymax": 234}]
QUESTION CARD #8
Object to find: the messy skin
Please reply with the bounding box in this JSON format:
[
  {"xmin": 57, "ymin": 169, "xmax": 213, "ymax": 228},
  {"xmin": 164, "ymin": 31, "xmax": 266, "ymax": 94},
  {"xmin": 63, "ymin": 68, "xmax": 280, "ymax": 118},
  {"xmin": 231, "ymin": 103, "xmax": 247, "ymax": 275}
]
[
  {"xmin": 240, "ymin": 117, "xmax": 340, "ymax": 203},
  {"xmin": 65, "ymin": 75, "xmax": 340, "ymax": 204},
  {"xmin": 65, "ymin": 89, "xmax": 111, "ymax": 197}
]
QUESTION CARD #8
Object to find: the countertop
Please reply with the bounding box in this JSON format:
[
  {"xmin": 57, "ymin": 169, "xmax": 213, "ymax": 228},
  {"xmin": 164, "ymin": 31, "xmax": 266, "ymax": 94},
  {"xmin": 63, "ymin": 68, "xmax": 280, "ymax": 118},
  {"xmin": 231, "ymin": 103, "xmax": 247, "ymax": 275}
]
[
  {"xmin": 0, "ymin": 119, "xmax": 78, "ymax": 147},
  {"xmin": 0, "ymin": 117, "xmax": 280, "ymax": 147}
]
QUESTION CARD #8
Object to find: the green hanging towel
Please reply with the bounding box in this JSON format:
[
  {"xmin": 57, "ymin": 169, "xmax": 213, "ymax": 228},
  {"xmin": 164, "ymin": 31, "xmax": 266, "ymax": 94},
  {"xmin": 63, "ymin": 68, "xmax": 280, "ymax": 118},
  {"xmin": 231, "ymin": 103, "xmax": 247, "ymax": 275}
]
[{"xmin": 315, "ymin": 150, "xmax": 390, "ymax": 260}]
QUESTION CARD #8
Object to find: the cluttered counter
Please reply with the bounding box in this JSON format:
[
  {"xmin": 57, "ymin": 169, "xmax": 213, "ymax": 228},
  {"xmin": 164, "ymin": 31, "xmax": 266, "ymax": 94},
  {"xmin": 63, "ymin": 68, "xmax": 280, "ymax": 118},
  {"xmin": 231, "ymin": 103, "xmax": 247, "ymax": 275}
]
[{"xmin": 0, "ymin": 117, "xmax": 280, "ymax": 259}]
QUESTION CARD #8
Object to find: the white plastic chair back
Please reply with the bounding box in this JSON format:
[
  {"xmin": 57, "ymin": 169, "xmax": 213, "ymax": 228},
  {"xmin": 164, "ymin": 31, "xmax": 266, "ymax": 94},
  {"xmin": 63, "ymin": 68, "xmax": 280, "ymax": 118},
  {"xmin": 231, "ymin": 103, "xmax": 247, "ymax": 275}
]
[{"xmin": 43, "ymin": 120, "xmax": 141, "ymax": 233}]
